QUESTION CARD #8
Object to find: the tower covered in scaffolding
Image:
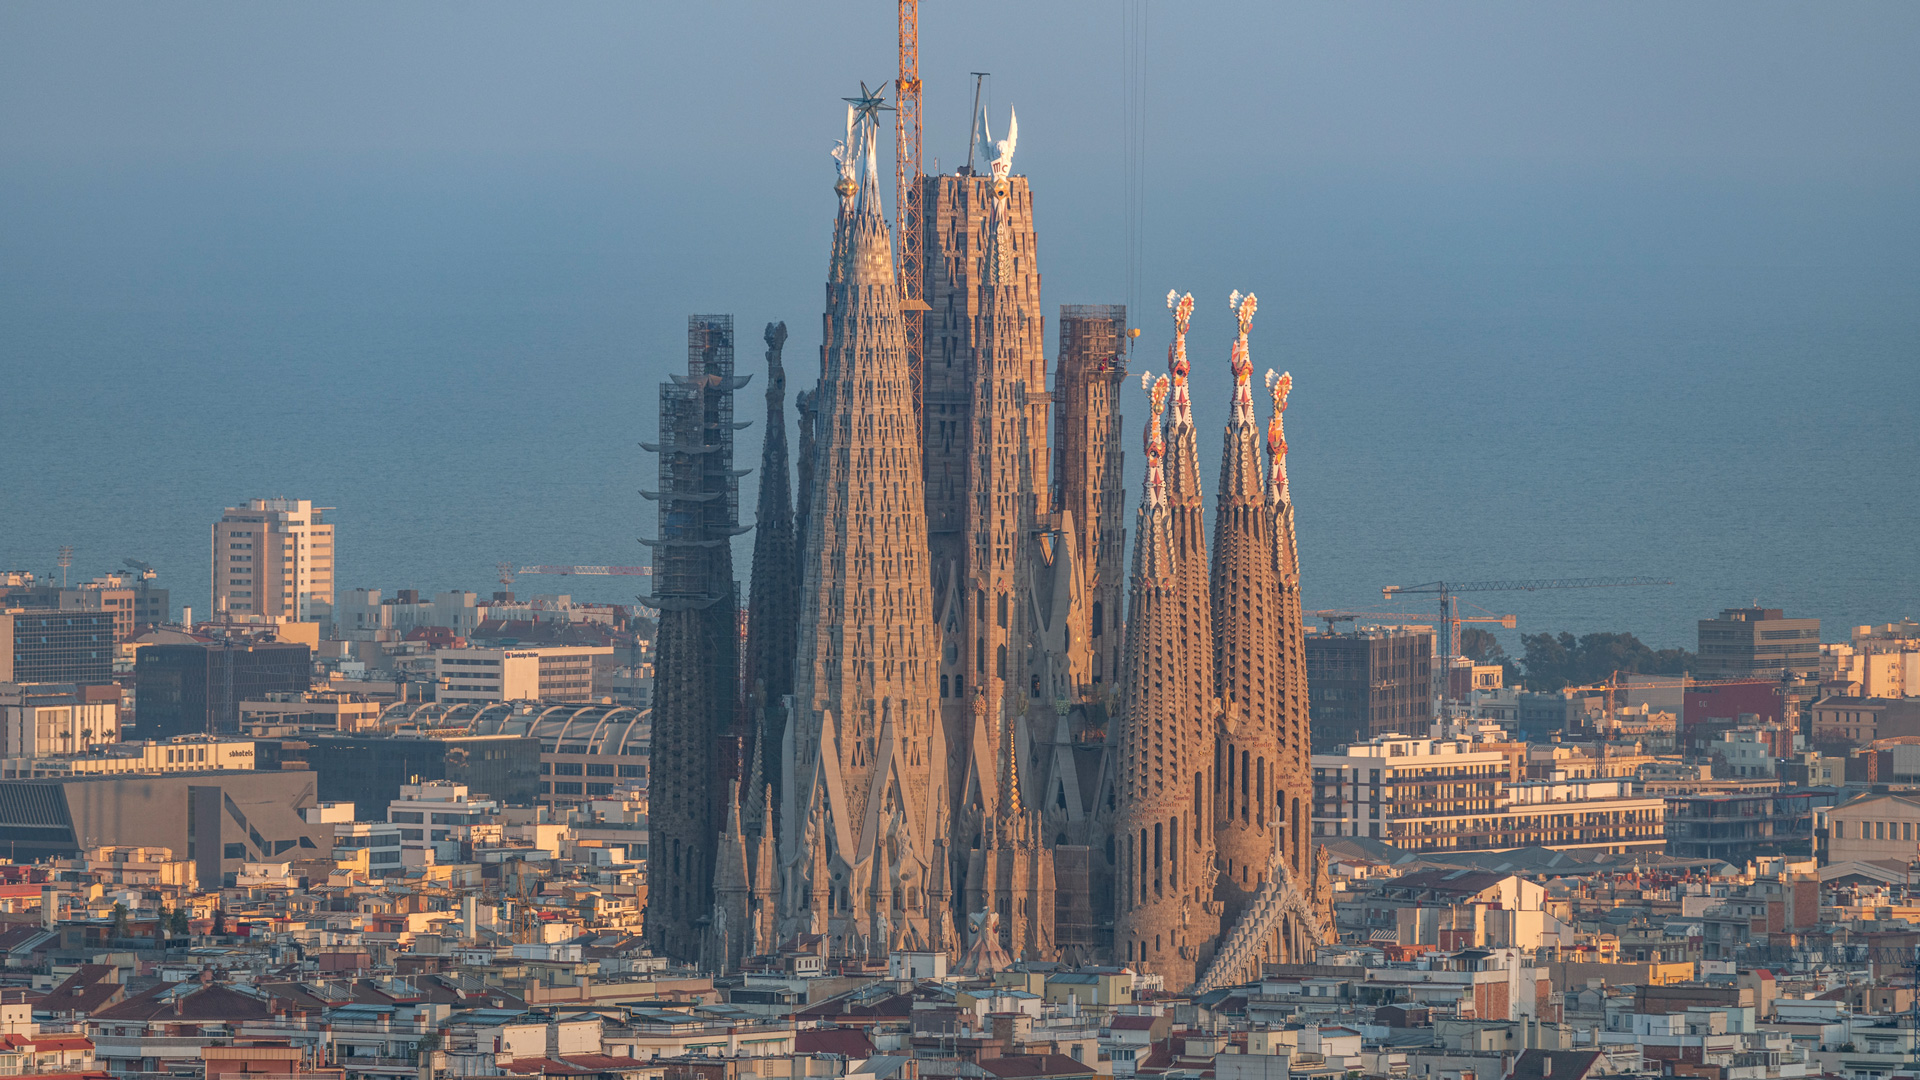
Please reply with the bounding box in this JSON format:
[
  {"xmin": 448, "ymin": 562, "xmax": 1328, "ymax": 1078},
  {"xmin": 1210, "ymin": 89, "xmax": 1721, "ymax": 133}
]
[{"xmin": 642, "ymin": 314, "xmax": 748, "ymax": 965}]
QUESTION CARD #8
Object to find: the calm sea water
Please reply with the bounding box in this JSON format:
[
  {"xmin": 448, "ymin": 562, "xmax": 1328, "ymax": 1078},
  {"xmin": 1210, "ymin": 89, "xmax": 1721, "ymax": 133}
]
[{"xmin": 2, "ymin": 162, "xmax": 1915, "ymax": 654}]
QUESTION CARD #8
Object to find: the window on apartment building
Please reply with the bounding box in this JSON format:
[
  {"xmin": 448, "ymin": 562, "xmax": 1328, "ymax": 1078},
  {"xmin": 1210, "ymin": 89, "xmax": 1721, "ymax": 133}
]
[
  {"xmin": 552, "ymin": 782, "xmax": 582, "ymax": 795},
  {"xmin": 391, "ymin": 812, "xmax": 423, "ymax": 824},
  {"xmin": 586, "ymin": 764, "xmax": 614, "ymax": 777},
  {"xmin": 399, "ymin": 829, "xmax": 423, "ymax": 841},
  {"xmin": 619, "ymin": 765, "xmax": 644, "ymax": 778},
  {"xmin": 588, "ymin": 783, "xmax": 615, "ymax": 796},
  {"xmin": 554, "ymin": 762, "xmax": 583, "ymax": 776}
]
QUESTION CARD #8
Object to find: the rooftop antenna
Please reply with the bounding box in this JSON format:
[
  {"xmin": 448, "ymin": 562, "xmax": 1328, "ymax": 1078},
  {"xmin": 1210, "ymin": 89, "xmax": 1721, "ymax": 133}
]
[
  {"xmin": 57, "ymin": 546, "xmax": 73, "ymax": 588},
  {"xmin": 965, "ymin": 72, "xmax": 990, "ymax": 174}
]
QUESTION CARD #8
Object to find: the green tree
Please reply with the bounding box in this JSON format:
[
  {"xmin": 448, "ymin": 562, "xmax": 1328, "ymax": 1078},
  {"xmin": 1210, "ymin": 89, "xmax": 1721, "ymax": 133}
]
[
  {"xmin": 1520, "ymin": 632, "xmax": 1579, "ymax": 691},
  {"xmin": 1459, "ymin": 628, "xmax": 1504, "ymax": 664},
  {"xmin": 1460, "ymin": 627, "xmax": 1523, "ymax": 687},
  {"xmin": 111, "ymin": 902, "xmax": 130, "ymax": 939},
  {"xmin": 1520, "ymin": 630, "xmax": 1697, "ymax": 691}
]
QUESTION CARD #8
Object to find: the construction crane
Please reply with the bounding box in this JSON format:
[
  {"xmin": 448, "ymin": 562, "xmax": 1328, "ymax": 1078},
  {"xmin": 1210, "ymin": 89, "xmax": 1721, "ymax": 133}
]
[
  {"xmin": 515, "ymin": 565, "xmax": 651, "ymax": 577},
  {"xmin": 1381, "ymin": 576, "xmax": 1671, "ymax": 712},
  {"xmin": 895, "ymin": 0, "xmax": 930, "ymax": 434},
  {"xmin": 1309, "ymin": 610, "xmax": 1514, "ymax": 635}
]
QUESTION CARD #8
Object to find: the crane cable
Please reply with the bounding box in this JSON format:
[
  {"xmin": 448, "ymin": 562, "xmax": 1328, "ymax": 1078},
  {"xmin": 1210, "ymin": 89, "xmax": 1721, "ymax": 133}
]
[{"xmin": 1122, "ymin": 0, "xmax": 1149, "ymax": 325}]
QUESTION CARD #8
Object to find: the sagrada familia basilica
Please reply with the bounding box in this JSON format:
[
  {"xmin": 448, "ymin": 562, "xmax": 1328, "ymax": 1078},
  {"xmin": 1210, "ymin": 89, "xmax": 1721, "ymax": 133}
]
[{"xmin": 641, "ymin": 90, "xmax": 1333, "ymax": 992}]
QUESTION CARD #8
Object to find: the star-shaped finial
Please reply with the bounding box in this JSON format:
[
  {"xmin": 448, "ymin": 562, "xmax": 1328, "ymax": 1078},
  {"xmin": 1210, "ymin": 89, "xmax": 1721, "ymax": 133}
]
[{"xmin": 843, "ymin": 81, "xmax": 894, "ymax": 124}]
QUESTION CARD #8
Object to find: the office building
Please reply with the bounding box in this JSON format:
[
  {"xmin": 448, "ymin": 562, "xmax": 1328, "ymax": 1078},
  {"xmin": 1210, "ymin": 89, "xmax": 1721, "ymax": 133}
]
[
  {"xmin": 329, "ymin": 589, "xmax": 483, "ymax": 640},
  {"xmin": 0, "ymin": 610, "xmax": 116, "ymax": 686},
  {"xmin": 0, "ymin": 573, "xmax": 154, "ymax": 641},
  {"xmin": 1312, "ymin": 735, "xmax": 1666, "ymax": 854},
  {"xmin": 1305, "ymin": 624, "xmax": 1436, "ymax": 749},
  {"xmin": 57, "ymin": 737, "xmax": 258, "ymax": 776},
  {"xmin": 1697, "ymin": 607, "xmax": 1821, "ymax": 680},
  {"xmin": 0, "ymin": 770, "xmax": 331, "ymax": 887},
  {"xmin": 432, "ymin": 644, "xmax": 614, "ymax": 704},
  {"xmin": 212, "ymin": 497, "xmax": 335, "ymax": 621},
  {"xmin": 134, "ymin": 640, "xmax": 311, "ymax": 738},
  {"xmin": 0, "ymin": 682, "xmax": 121, "ymax": 758},
  {"xmin": 292, "ymin": 728, "xmax": 542, "ymax": 811}
]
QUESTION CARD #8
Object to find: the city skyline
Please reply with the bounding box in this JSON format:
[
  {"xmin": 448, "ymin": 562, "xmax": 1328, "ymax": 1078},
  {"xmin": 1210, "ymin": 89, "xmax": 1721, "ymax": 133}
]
[{"xmin": 4, "ymin": 7, "xmax": 1920, "ymax": 1066}]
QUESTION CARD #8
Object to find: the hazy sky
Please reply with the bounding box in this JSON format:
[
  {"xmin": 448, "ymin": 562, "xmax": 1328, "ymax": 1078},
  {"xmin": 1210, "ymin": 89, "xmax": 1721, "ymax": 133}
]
[
  {"xmin": 7, "ymin": 2, "xmax": 1918, "ymax": 390},
  {"xmin": 3, "ymin": 2, "xmax": 1917, "ymax": 646},
  {"xmin": 8, "ymin": 3, "xmax": 1918, "ymax": 169}
]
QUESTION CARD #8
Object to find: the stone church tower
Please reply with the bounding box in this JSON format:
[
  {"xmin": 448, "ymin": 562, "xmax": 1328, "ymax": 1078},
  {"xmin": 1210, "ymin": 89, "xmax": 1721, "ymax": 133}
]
[
  {"xmin": 1111, "ymin": 295, "xmax": 1224, "ymax": 990},
  {"xmin": 954, "ymin": 110, "xmax": 1055, "ymax": 962},
  {"xmin": 778, "ymin": 98, "xmax": 948, "ymax": 957},
  {"xmin": 665, "ymin": 89, "xmax": 1338, "ymax": 983}
]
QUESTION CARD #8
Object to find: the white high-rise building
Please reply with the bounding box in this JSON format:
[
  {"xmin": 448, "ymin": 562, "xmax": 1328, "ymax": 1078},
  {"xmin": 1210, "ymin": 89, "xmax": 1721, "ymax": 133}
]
[{"xmin": 212, "ymin": 498, "xmax": 335, "ymax": 621}]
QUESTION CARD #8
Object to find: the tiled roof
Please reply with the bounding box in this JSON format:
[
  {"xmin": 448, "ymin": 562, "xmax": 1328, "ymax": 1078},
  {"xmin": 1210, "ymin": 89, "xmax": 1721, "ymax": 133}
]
[
  {"xmin": 980, "ymin": 1055, "xmax": 1099, "ymax": 1080},
  {"xmin": 89, "ymin": 983, "xmax": 275, "ymax": 1023},
  {"xmin": 795, "ymin": 1028, "xmax": 878, "ymax": 1057}
]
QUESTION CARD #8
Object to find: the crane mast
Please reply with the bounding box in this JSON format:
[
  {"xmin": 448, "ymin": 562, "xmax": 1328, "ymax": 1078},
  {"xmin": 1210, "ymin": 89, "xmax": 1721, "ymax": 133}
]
[
  {"xmin": 1381, "ymin": 575, "xmax": 1672, "ymax": 718},
  {"xmin": 895, "ymin": 0, "xmax": 926, "ymax": 435}
]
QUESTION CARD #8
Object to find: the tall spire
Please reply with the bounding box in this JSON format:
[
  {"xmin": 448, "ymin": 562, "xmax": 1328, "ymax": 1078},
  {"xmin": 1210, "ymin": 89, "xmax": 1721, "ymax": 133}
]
[
  {"xmin": 781, "ymin": 88, "xmax": 945, "ymax": 958},
  {"xmin": 1261, "ymin": 367, "xmax": 1312, "ymax": 885},
  {"xmin": 1163, "ymin": 292, "xmax": 1203, "ymax": 509},
  {"xmin": 1209, "ymin": 290, "xmax": 1287, "ymax": 923},
  {"xmin": 957, "ymin": 102, "xmax": 1055, "ymax": 964},
  {"xmin": 1265, "ymin": 371, "xmax": 1294, "ymax": 515},
  {"xmin": 1112, "ymin": 324, "xmax": 1220, "ymax": 989},
  {"xmin": 745, "ymin": 321, "xmax": 797, "ymax": 835}
]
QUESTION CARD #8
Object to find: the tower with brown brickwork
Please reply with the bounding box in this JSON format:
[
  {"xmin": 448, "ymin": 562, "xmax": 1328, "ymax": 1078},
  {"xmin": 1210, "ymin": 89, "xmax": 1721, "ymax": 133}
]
[
  {"xmin": 1053, "ymin": 305, "xmax": 1130, "ymax": 691},
  {"xmin": 947, "ymin": 111, "xmax": 1056, "ymax": 962},
  {"xmin": 778, "ymin": 97, "xmax": 948, "ymax": 957},
  {"xmin": 1111, "ymin": 296, "xmax": 1223, "ymax": 990},
  {"xmin": 917, "ymin": 113, "xmax": 1054, "ymax": 912},
  {"xmin": 1210, "ymin": 293, "xmax": 1285, "ymax": 915}
]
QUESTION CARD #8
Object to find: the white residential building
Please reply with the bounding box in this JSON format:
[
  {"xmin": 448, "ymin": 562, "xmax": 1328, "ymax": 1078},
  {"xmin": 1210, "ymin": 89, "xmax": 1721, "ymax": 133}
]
[
  {"xmin": 213, "ymin": 498, "xmax": 335, "ymax": 621},
  {"xmin": 388, "ymin": 781, "xmax": 498, "ymax": 868}
]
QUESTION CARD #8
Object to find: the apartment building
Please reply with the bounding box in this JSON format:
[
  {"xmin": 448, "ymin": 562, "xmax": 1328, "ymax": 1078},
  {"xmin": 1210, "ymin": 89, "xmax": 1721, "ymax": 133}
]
[
  {"xmin": 213, "ymin": 497, "xmax": 335, "ymax": 621},
  {"xmin": 1810, "ymin": 695, "xmax": 1920, "ymax": 747},
  {"xmin": 0, "ymin": 682, "xmax": 120, "ymax": 758},
  {"xmin": 1819, "ymin": 792, "xmax": 1920, "ymax": 866},
  {"xmin": 433, "ymin": 644, "xmax": 613, "ymax": 704},
  {"xmin": 1306, "ymin": 624, "xmax": 1436, "ymax": 748},
  {"xmin": 1313, "ymin": 735, "xmax": 1666, "ymax": 854},
  {"xmin": 387, "ymin": 781, "xmax": 498, "ymax": 868}
]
